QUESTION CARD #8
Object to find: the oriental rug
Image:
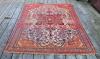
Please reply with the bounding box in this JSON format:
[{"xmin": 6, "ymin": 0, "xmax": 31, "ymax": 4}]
[{"xmin": 5, "ymin": 4, "xmax": 96, "ymax": 55}]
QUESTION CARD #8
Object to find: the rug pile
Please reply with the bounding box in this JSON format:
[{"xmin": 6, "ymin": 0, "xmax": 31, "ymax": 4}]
[{"xmin": 5, "ymin": 4, "xmax": 96, "ymax": 54}]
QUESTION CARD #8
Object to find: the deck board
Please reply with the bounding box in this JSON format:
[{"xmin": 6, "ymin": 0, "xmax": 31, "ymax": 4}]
[
  {"xmin": 54, "ymin": 55, "xmax": 65, "ymax": 59},
  {"xmin": 0, "ymin": 2, "xmax": 24, "ymax": 59},
  {"xmin": 23, "ymin": 54, "xmax": 34, "ymax": 59},
  {"xmin": 72, "ymin": 1, "xmax": 100, "ymax": 59},
  {"xmin": 12, "ymin": 54, "xmax": 23, "ymax": 59},
  {"xmin": 0, "ymin": 2, "xmax": 18, "ymax": 57},
  {"xmin": 76, "ymin": 55, "xmax": 87, "ymax": 59},
  {"xmin": 44, "ymin": 54, "xmax": 54, "ymax": 59},
  {"xmin": 87, "ymin": 55, "xmax": 97, "ymax": 59},
  {"xmin": 65, "ymin": 55, "xmax": 76, "ymax": 59},
  {"xmin": 0, "ymin": 0, "xmax": 16, "ymax": 22},
  {"xmin": 73, "ymin": 1, "xmax": 99, "ymax": 51},
  {"xmin": 34, "ymin": 54, "xmax": 44, "ymax": 59},
  {"xmin": 0, "ymin": 4, "xmax": 9, "ymax": 16},
  {"xmin": 70, "ymin": 1, "xmax": 98, "ymax": 59},
  {"xmin": 0, "ymin": 2, "xmax": 18, "ymax": 40},
  {"xmin": 0, "ymin": 0, "xmax": 99, "ymax": 59}
]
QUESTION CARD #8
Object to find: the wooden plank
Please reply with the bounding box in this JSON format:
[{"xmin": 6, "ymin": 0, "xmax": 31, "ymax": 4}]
[
  {"xmin": 70, "ymin": 0, "xmax": 98, "ymax": 58},
  {"xmin": 25, "ymin": 0, "xmax": 30, "ymax": 3},
  {"xmin": 40, "ymin": 0, "xmax": 45, "ymax": 4},
  {"xmin": 34, "ymin": 0, "xmax": 39, "ymax": 3},
  {"xmin": 76, "ymin": 2, "xmax": 100, "ymax": 52},
  {"xmin": 70, "ymin": 0, "xmax": 99, "ymax": 50},
  {"xmin": 34, "ymin": 54, "xmax": 44, "ymax": 59},
  {"xmin": 0, "ymin": 0, "xmax": 16, "ymax": 23},
  {"xmin": 51, "ymin": 0, "xmax": 57, "ymax": 4},
  {"xmin": 44, "ymin": 54, "xmax": 54, "ymax": 59},
  {"xmin": 0, "ymin": 0, "xmax": 17, "ymax": 42},
  {"xmin": 74, "ymin": 3, "xmax": 100, "ymax": 51},
  {"xmin": 56, "ymin": 0, "xmax": 66, "ymax": 3},
  {"xmin": 0, "ymin": 2, "xmax": 18, "ymax": 43},
  {"xmin": 65, "ymin": 55, "xmax": 76, "ymax": 59},
  {"xmin": 0, "ymin": 2, "xmax": 17, "ymax": 40},
  {"xmin": 65, "ymin": 0, "xmax": 96, "ymax": 59},
  {"xmin": 32, "ymin": 0, "xmax": 36, "ymax": 3},
  {"xmin": 47, "ymin": 0, "xmax": 53, "ymax": 4},
  {"xmin": 17, "ymin": 0, "xmax": 25, "ymax": 3},
  {"xmin": 0, "ymin": 3, "xmax": 21, "ymax": 58},
  {"xmin": 54, "ymin": 55, "xmax": 65, "ymax": 59},
  {"xmin": 0, "ymin": 52, "xmax": 13, "ymax": 59},
  {"xmin": 0, "ymin": 0, "xmax": 17, "ymax": 6},
  {"xmin": 44, "ymin": 0, "xmax": 48, "ymax": 4},
  {"xmin": 38, "ymin": 0, "xmax": 43, "ymax": 4},
  {"xmin": 0, "ymin": 3, "xmax": 11, "ymax": 16},
  {"xmin": 62, "ymin": 0, "xmax": 66, "ymax": 3},
  {"xmin": 0, "ymin": 3, "xmax": 9, "ymax": 16},
  {"xmin": 22, "ymin": 54, "xmax": 33, "ymax": 59},
  {"xmin": 65, "ymin": 0, "xmax": 70, "ymax": 3},
  {"xmin": 36, "ymin": 0, "xmax": 42, "ymax": 3},
  {"xmin": 86, "ymin": 55, "xmax": 97, "ymax": 59},
  {"xmin": 31, "ymin": 0, "xmax": 34, "ymax": 3},
  {"xmin": 76, "ymin": 55, "xmax": 87, "ymax": 59},
  {"xmin": 76, "ymin": 2, "xmax": 89, "ymax": 15},
  {"xmin": 12, "ymin": 54, "xmax": 23, "ymax": 59},
  {"xmin": 0, "ymin": 0, "xmax": 4, "ymax": 4},
  {"xmin": 95, "ymin": 54, "xmax": 100, "ymax": 59},
  {"xmin": 56, "ymin": 0, "xmax": 62, "ymax": 3},
  {"xmin": 0, "ymin": 2, "xmax": 24, "ymax": 59}
]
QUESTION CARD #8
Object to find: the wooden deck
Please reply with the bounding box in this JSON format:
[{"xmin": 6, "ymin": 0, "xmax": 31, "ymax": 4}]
[{"xmin": 0, "ymin": 0, "xmax": 100, "ymax": 59}]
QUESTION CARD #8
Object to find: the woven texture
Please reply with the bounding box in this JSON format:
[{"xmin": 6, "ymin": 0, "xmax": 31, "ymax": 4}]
[{"xmin": 5, "ymin": 4, "xmax": 96, "ymax": 54}]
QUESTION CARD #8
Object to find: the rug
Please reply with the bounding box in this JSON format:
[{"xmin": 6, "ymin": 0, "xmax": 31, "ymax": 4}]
[{"xmin": 5, "ymin": 4, "xmax": 96, "ymax": 55}]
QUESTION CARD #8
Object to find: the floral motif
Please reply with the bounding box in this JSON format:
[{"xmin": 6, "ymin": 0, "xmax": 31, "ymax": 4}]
[{"xmin": 25, "ymin": 25, "xmax": 78, "ymax": 47}]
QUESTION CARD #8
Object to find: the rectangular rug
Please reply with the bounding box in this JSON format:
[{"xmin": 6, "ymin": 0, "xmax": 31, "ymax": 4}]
[{"xmin": 5, "ymin": 4, "xmax": 96, "ymax": 55}]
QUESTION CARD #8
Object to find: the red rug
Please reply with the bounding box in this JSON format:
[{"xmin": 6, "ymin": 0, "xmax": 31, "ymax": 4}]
[{"xmin": 5, "ymin": 4, "xmax": 96, "ymax": 54}]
